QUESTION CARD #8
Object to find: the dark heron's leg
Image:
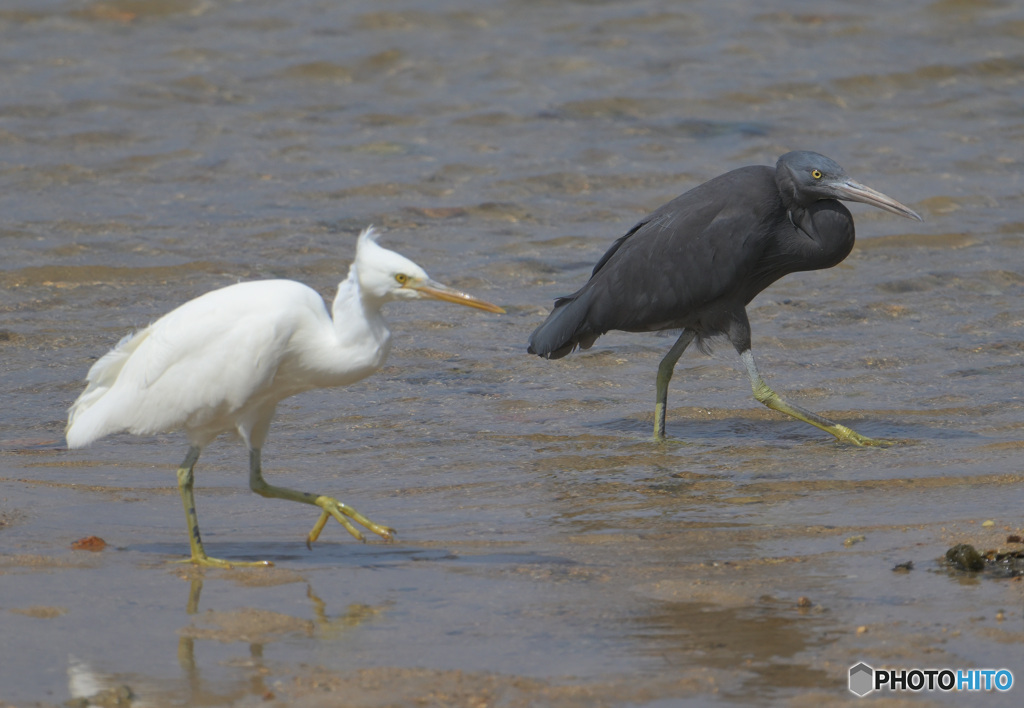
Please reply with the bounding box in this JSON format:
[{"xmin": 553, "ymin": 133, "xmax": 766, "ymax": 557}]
[
  {"xmin": 653, "ymin": 329, "xmax": 696, "ymax": 441},
  {"xmin": 174, "ymin": 446, "xmax": 271, "ymax": 568},
  {"xmin": 738, "ymin": 350, "xmax": 893, "ymax": 447},
  {"xmin": 247, "ymin": 448, "xmax": 395, "ymax": 549}
]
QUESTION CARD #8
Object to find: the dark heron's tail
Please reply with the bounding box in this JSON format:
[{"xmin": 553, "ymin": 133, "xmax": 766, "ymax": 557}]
[{"xmin": 527, "ymin": 291, "xmax": 602, "ymax": 359}]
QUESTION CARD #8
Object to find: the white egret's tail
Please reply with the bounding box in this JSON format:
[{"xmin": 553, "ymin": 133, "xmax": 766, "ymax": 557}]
[{"xmin": 65, "ymin": 329, "xmax": 150, "ymax": 448}]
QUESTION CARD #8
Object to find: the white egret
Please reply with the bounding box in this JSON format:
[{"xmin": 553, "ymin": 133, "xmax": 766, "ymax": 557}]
[{"xmin": 66, "ymin": 226, "xmax": 504, "ymax": 568}]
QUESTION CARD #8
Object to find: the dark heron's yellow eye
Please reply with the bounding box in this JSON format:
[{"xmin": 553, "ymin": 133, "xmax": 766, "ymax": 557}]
[
  {"xmin": 395, "ymin": 273, "xmax": 409, "ymax": 285},
  {"xmin": 811, "ymin": 169, "xmax": 822, "ymax": 179}
]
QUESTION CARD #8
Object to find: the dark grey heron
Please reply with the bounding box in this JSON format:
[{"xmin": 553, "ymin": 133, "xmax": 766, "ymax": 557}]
[{"xmin": 528, "ymin": 151, "xmax": 922, "ymax": 445}]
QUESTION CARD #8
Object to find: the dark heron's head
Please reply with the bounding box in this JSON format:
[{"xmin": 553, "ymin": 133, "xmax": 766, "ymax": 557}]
[{"xmin": 776, "ymin": 150, "xmax": 922, "ymax": 222}]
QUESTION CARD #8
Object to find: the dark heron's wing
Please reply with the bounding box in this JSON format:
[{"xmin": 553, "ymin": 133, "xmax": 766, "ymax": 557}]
[{"xmin": 529, "ymin": 166, "xmax": 781, "ymax": 357}]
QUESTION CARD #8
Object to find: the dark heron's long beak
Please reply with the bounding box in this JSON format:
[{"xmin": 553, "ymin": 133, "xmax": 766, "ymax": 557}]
[{"xmin": 832, "ymin": 179, "xmax": 923, "ymax": 222}]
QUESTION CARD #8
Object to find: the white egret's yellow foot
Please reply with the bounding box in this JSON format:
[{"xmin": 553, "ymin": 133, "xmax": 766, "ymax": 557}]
[
  {"xmin": 175, "ymin": 451, "xmax": 274, "ymax": 569},
  {"xmin": 172, "ymin": 555, "xmax": 273, "ymax": 569},
  {"xmin": 305, "ymin": 496, "xmax": 395, "ymax": 549}
]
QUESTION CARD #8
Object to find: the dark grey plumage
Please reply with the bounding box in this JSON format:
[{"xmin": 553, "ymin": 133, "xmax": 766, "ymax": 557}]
[{"xmin": 528, "ymin": 151, "xmax": 922, "ymax": 444}]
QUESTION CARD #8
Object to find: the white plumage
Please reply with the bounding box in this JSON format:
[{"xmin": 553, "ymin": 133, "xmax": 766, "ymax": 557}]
[{"xmin": 66, "ymin": 226, "xmax": 504, "ymax": 568}]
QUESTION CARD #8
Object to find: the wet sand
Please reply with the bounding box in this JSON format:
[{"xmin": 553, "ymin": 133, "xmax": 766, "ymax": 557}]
[{"xmin": 2, "ymin": 0, "xmax": 1024, "ymax": 706}]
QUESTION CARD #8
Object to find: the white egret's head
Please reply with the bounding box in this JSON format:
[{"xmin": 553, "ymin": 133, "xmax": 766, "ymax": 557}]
[{"xmin": 352, "ymin": 227, "xmax": 504, "ymax": 313}]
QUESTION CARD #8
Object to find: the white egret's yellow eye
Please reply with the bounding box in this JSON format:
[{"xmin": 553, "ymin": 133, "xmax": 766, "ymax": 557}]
[
  {"xmin": 395, "ymin": 273, "xmax": 409, "ymax": 285},
  {"xmin": 811, "ymin": 169, "xmax": 822, "ymax": 179}
]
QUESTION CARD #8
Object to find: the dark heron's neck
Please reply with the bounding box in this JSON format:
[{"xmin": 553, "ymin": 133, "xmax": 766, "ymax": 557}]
[{"xmin": 785, "ymin": 200, "xmax": 856, "ymax": 271}]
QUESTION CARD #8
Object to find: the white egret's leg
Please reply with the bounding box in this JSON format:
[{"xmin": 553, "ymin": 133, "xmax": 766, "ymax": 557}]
[
  {"xmin": 247, "ymin": 449, "xmax": 394, "ymax": 549},
  {"xmin": 739, "ymin": 350, "xmax": 893, "ymax": 447},
  {"xmin": 175, "ymin": 446, "xmax": 272, "ymax": 568},
  {"xmin": 654, "ymin": 330, "xmax": 696, "ymax": 441}
]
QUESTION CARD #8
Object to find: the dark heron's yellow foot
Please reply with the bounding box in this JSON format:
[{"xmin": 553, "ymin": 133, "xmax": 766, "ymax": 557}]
[
  {"xmin": 305, "ymin": 497, "xmax": 395, "ymax": 550},
  {"xmin": 838, "ymin": 429, "xmax": 896, "ymax": 448},
  {"xmin": 651, "ymin": 433, "xmax": 691, "ymax": 446}
]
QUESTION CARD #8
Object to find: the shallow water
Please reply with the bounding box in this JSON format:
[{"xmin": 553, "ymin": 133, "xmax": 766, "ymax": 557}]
[{"xmin": 1, "ymin": 0, "xmax": 1023, "ymax": 706}]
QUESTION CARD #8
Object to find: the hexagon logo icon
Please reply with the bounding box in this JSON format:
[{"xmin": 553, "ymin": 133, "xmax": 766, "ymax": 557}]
[{"xmin": 849, "ymin": 662, "xmax": 874, "ymax": 697}]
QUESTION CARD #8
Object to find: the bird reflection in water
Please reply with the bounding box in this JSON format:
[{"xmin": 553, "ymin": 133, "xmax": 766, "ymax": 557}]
[{"xmin": 68, "ymin": 575, "xmax": 388, "ymax": 706}]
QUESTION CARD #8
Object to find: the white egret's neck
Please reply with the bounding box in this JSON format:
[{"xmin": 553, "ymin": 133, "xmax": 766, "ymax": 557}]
[
  {"xmin": 269, "ymin": 268, "xmax": 394, "ymax": 397},
  {"xmin": 331, "ymin": 263, "xmax": 391, "ymax": 349}
]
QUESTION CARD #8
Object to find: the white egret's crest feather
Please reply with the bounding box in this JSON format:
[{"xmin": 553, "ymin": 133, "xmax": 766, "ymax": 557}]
[{"xmin": 358, "ymin": 225, "xmax": 381, "ymax": 245}]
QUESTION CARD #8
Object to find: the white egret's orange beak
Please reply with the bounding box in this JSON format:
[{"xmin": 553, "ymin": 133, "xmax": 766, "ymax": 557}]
[{"xmin": 409, "ymin": 279, "xmax": 505, "ymax": 314}]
